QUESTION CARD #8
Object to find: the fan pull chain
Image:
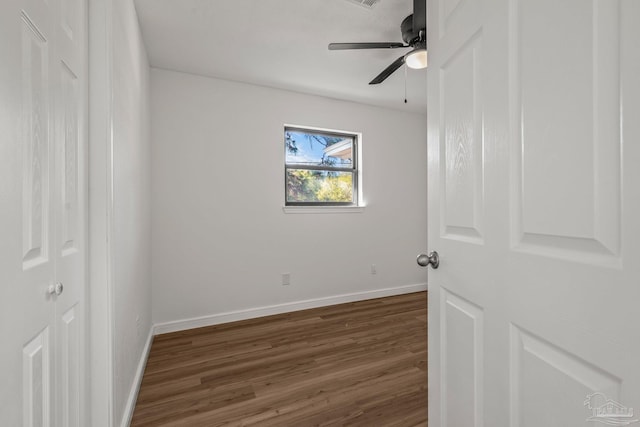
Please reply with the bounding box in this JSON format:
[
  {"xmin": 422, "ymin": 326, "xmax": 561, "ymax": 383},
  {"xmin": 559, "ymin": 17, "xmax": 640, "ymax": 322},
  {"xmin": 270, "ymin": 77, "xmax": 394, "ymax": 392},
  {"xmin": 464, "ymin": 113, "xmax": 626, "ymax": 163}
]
[{"xmin": 404, "ymin": 63, "xmax": 408, "ymax": 104}]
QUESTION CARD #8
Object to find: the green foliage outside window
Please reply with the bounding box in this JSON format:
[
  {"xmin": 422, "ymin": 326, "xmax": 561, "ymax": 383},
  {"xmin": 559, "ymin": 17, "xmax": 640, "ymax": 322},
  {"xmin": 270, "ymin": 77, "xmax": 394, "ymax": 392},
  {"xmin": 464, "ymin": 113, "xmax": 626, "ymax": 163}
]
[{"xmin": 287, "ymin": 170, "xmax": 352, "ymax": 203}]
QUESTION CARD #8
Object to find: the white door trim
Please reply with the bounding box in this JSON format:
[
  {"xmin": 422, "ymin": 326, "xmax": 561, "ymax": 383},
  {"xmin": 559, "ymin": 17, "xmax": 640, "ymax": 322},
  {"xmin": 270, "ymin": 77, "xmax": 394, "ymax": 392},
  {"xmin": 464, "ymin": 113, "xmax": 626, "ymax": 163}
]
[{"xmin": 88, "ymin": 0, "xmax": 115, "ymax": 424}]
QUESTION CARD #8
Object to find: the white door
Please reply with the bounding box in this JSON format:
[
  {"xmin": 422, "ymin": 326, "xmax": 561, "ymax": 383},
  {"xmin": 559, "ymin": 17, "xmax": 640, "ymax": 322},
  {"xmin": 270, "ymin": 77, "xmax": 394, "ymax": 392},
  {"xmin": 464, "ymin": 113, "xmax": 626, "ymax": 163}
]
[
  {"xmin": 426, "ymin": 0, "xmax": 640, "ymax": 426},
  {"xmin": 0, "ymin": 0, "xmax": 88, "ymax": 423}
]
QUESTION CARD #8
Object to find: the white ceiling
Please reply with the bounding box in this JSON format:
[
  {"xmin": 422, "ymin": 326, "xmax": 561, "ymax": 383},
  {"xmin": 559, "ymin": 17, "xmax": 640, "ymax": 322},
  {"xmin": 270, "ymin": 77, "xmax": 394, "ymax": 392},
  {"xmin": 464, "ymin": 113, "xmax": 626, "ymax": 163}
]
[{"xmin": 133, "ymin": 0, "xmax": 427, "ymax": 113}]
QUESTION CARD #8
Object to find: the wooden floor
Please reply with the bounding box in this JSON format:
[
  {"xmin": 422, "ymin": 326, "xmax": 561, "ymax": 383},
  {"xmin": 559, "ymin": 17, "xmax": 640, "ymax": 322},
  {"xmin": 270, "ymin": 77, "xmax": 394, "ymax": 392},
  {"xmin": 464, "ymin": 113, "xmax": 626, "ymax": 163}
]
[{"xmin": 131, "ymin": 292, "xmax": 427, "ymax": 427}]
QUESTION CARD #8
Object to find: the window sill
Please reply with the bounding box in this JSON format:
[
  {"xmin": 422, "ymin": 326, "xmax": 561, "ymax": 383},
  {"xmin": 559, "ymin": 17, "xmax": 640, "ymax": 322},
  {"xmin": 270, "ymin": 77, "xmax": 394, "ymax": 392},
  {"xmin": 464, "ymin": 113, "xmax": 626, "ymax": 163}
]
[{"xmin": 282, "ymin": 206, "xmax": 366, "ymax": 214}]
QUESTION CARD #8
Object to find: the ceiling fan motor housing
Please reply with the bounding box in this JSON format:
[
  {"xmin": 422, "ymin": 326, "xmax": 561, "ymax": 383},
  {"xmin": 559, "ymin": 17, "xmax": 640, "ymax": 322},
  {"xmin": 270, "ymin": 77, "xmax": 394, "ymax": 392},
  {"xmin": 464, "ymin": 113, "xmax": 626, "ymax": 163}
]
[
  {"xmin": 401, "ymin": 15, "xmax": 427, "ymax": 50},
  {"xmin": 401, "ymin": 15, "xmax": 418, "ymax": 45}
]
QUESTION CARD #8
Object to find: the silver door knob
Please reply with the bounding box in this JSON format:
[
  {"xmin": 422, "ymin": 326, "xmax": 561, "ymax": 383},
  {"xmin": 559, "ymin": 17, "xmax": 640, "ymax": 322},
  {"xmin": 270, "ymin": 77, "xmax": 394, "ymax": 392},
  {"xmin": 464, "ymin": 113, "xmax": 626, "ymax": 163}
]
[
  {"xmin": 417, "ymin": 251, "xmax": 439, "ymax": 269},
  {"xmin": 48, "ymin": 282, "xmax": 64, "ymax": 296}
]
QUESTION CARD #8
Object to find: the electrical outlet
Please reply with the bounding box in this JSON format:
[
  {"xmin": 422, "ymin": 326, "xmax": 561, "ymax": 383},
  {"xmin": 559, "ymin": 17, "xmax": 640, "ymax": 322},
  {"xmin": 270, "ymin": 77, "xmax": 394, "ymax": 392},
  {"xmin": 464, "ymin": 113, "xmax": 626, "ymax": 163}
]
[
  {"xmin": 282, "ymin": 273, "xmax": 291, "ymax": 286},
  {"xmin": 371, "ymin": 264, "xmax": 377, "ymax": 275},
  {"xmin": 136, "ymin": 315, "xmax": 140, "ymax": 338}
]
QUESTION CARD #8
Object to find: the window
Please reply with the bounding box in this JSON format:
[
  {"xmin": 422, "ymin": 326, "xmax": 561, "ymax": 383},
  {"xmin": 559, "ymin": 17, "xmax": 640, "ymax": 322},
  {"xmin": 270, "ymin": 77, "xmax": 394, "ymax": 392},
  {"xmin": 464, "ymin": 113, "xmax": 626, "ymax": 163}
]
[{"xmin": 284, "ymin": 126, "xmax": 359, "ymax": 206}]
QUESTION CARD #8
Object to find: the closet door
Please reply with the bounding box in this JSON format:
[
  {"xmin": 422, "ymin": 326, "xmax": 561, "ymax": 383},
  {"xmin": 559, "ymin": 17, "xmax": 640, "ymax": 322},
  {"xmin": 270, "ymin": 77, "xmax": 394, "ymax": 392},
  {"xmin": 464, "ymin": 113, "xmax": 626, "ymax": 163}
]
[{"xmin": 0, "ymin": 0, "xmax": 87, "ymax": 423}]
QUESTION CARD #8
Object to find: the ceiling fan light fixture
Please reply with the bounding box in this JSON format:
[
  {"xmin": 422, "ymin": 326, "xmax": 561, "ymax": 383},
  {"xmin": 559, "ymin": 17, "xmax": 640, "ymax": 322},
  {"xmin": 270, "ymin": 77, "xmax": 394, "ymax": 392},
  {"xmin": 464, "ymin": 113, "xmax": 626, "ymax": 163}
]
[{"xmin": 405, "ymin": 49, "xmax": 428, "ymax": 69}]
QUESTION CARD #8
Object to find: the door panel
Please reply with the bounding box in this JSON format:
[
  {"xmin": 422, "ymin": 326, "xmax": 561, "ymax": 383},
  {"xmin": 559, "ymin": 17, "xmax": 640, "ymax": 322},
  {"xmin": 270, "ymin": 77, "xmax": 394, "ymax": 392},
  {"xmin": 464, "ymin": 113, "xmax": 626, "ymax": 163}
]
[
  {"xmin": 22, "ymin": 329, "xmax": 52, "ymax": 427},
  {"xmin": 441, "ymin": 289, "xmax": 484, "ymax": 427},
  {"xmin": 427, "ymin": 0, "xmax": 640, "ymax": 426},
  {"xmin": 59, "ymin": 61, "xmax": 80, "ymax": 256},
  {"xmin": 60, "ymin": 306, "xmax": 80, "ymax": 427},
  {"xmin": 440, "ymin": 32, "xmax": 484, "ymax": 244},
  {"xmin": 511, "ymin": 0, "xmax": 621, "ymax": 265},
  {"xmin": 21, "ymin": 12, "xmax": 51, "ymax": 271},
  {"xmin": 509, "ymin": 325, "xmax": 621, "ymax": 427}
]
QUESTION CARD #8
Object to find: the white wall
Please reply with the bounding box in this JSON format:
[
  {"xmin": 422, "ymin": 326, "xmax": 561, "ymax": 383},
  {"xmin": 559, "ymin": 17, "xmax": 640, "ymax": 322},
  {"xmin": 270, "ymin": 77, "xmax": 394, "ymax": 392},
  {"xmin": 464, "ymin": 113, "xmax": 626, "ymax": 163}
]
[
  {"xmin": 151, "ymin": 68, "xmax": 427, "ymax": 327},
  {"xmin": 111, "ymin": 0, "xmax": 152, "ymax": 423}
]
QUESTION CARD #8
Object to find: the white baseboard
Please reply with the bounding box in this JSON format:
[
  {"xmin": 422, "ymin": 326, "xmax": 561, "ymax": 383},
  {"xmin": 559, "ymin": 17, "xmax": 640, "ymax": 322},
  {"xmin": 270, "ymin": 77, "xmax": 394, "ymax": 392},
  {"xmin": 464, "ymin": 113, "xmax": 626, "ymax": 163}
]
[
  {"xmin": 120, "ymin": 328, "xmax": 154, "ymax": 427},
  {"xmin": 153, "ymin": 283, "xmax": 427, "ymax": 335}
]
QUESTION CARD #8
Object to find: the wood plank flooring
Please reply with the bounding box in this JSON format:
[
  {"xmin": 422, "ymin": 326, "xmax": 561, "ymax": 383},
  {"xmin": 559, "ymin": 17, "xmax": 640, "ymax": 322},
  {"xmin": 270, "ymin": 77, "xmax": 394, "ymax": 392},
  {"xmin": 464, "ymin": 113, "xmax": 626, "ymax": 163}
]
[{"xmin": 131, "ymin": 292, "xmax": 427, "ymax": 426}]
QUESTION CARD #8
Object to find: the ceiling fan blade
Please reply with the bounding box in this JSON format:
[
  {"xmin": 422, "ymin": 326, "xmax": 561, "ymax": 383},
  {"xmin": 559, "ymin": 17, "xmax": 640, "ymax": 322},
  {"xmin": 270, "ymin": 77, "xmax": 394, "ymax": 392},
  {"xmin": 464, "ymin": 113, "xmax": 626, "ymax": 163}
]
[
  {"xmin": 413, "ymin": 0, "xmax": 426, "ymax": 34},
  {"xmin": 328, "ymin": 42, "xmax": 408, "ymax": 50},
  {"xmin": 369, "ymin": 55, "xmax": 405, "ymax": 85}
]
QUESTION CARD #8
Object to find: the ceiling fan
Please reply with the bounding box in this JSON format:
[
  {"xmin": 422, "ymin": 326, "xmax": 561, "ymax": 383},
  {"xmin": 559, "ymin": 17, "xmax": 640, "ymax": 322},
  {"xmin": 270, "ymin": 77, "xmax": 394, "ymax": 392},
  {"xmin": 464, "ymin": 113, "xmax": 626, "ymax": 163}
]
[{"xmin": 328, "ymin": 0, "xmax": 427, "ymax": 85}]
